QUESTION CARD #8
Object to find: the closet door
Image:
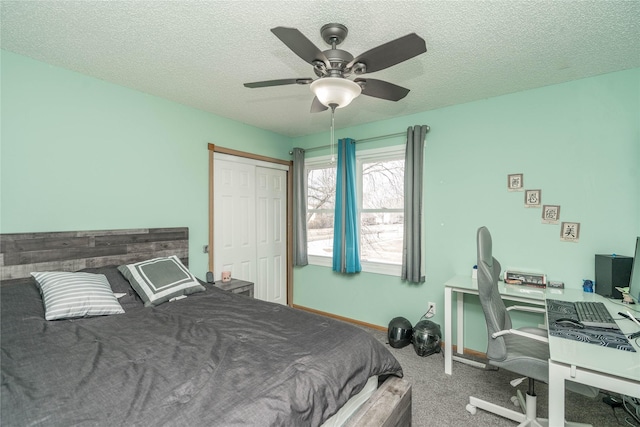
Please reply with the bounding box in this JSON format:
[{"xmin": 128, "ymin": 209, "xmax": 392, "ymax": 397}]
[
  {"xmin": 255, "ymin": 167, "xmax": 287, "ymax": 305},
  {"xmin": 213, "ymin": 154, "xmax": 288, "ymax": 305},
  {"xmin": 213, "ymin": 158, "xmax": 257, "ymax": 284}
]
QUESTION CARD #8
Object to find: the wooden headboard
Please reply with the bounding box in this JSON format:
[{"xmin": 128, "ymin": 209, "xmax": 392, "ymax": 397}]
[{"xmin": 0, "ymin": 227, "xmax": 189, "ymax": 283}]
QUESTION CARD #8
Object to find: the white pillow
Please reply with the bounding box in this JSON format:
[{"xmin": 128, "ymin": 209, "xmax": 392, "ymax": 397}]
[
  {"xmin": 31, "ymin": 271, "xmax": 125, "ymax": 321},
  {"xmin": 117, "ymin": 255, "xmax": 205, "ymax": 307}
]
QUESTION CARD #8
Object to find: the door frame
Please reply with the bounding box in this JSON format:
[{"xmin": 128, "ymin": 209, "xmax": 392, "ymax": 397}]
[{"xmin": 208, "ymin": 143, "xmax": 293, "ymax": 306}]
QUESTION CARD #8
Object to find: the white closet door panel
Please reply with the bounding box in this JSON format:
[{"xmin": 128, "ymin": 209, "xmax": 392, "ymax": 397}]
[
  {"xmin": 271, "ymin": 254, "xmax": 283, "ymax": 301},
  {"xmin": 214, "ymin": 158, "xmax": 256, "ymax": 283},
  {"xmin": 255, "ymin": 167, "xmax": 287, "ymax": 305},
  {"xmin": 256, "ymin": 197, "xmax": 268, "ymax": 246},
  {"xmin": 256, "ymin": 256, "xmax": 268, "ymax": 301},
  {"xmin": 237, "ymin": 196, "xmax": 252, "ymax": 247},
  {"xmin": 239, "ymin": 260, "xmax": 253, "ymax": 282},
  {"xmin": 214, "ymin": 155, "xmax": 287, "ymax": 305},
  {"xmin": 272, "ymin": 193, "xmax": 283, "ymax": 243}
]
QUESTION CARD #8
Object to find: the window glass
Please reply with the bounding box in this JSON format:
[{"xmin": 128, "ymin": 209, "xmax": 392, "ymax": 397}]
[
  {"xmin": 307, "ymin": 166, "xmax": 336, "ymax": 258},
  {"xmin": 305, "ymin": 146, "xmax": 406, "ymax": 274},
  {"xmin": 360, "ymin": 158, "xmax": 404, "ymax": 265},
  {"xmin": 361, "ymin": 160, "xmax": 404, "ymax": 209}
]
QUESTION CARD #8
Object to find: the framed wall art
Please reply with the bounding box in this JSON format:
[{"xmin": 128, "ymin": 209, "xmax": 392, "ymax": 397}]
[
  {"xmin": 560, "ymin": 222, "xmax": 580, "ymax": 242},
  {"xmin": 507, "ymin": 173, "xmax": 523, "ymax": 191},
  {"xmin": 524, "ymin": 189, "xmax": 541, "ymax": 208},
  {"xmin": 542, "ymin": 205, "xmax": 560, "ymax": 224}
]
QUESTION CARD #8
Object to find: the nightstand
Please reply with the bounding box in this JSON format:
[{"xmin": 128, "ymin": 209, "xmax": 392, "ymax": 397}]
[{"xmin": 213, "ymin": 278, "xmax": 254, "ymax": 298}]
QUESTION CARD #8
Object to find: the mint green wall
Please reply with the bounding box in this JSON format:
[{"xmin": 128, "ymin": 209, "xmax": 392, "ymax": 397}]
[
  {"xmin": 293, "ymin": 68, "xmax": 640, "ymax": 352},
  {"xmin": 0, "ymin": 50, "xmax": 291, "ymax": 278},
  {"xmin": 2, "ymin": 50, "xmax": 638, "ymax": 354}
]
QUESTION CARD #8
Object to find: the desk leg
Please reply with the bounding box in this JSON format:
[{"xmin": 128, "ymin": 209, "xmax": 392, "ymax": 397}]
[
  {"xmin": 548, "ymin": 360, "xmax": 566, "ymax": 427},
  {"xmin": 456, "ymin": 291, "xmax": 464, "ymax": 355},
  {"xmin": 444, "ymin": 287, "xmax": 453, "ymax": 375}
]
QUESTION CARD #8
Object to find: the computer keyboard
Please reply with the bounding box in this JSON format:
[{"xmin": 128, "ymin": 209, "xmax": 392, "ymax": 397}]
[{"xmin": 575, "ymin": 301, "xmax": 618, "ymax": 329}]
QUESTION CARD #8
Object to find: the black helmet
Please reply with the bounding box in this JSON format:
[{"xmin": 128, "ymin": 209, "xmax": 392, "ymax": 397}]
[
  {"xmin": 412, "ymin": 320, "xmax": 442, "ymax": 357},
  {"xmin": 387, "ymin": 317, "xmax": 413, "ymax": 348}
]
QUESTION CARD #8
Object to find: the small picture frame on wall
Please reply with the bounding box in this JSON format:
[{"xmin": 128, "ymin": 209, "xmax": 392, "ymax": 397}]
[
  {"xmin": 507, "ymin": 173, "xmax": 523, "ymax": 192},
  {"xmin": 542, "ymin": 205, "xmax": 560, "ymax": 224},
  {"xmin": 560, "ymin": 222, "xmax": 580, "ymax": 242},
  {"xmin": 524, "ymin": 189, "xmax": 541, "ymax": 208}
]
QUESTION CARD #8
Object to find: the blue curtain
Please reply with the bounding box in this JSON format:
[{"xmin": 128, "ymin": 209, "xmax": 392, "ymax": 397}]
[{"xmin": 332, "ymin": 138, "xmax": 361, "ymax": 273}]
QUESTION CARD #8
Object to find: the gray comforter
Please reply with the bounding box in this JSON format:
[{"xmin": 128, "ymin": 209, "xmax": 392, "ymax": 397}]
[{"xmin": 1, "ymin": 269, "xmax": 402, "ymax": 426}]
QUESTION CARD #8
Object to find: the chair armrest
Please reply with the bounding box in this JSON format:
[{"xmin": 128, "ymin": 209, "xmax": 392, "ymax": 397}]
[
  {"xmin": 492, "ymin": 329, "xmax": 549, "ymax": 343},
  {"xmin": 506, "ymin": 305, "xmax": 546, "ymax": 314}
]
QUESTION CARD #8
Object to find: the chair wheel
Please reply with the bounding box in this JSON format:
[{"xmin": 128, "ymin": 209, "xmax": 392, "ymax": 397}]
[
  {"xmin": 510, "ymin": 395, "xmax": 520, "ymax": 407},
  {"xmin": 466, "ymin": 404, "xmax": 477, "ymax": 415}
]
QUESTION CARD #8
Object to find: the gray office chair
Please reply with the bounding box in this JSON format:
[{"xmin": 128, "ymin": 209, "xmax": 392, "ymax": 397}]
[{"xmin": 466, "ymin": 226, "xmax": 598, "ymax": 427}]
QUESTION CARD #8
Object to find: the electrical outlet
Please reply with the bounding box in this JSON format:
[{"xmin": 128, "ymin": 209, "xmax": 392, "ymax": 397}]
[{"xmin": 428, "ymin": 301, "xmax": 436, "ymax": 317}]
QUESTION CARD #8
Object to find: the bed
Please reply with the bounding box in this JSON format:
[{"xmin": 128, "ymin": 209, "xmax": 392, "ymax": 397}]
[{"xmin": 0, "ymin": 227, "xmax": 411, "ymax": 426}]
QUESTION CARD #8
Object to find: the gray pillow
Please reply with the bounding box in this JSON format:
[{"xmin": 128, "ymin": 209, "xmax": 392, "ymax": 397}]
[
  {"xmin": 78, "ymin": 265, "xmax": 144, "ymax": 311},
  {"xmin": 31, "ymin": 271, "xmax": 125, "ymax": 321},
  {"xmin": 117, "ymin": 255, "xmax": 205, "ymax": 307}
]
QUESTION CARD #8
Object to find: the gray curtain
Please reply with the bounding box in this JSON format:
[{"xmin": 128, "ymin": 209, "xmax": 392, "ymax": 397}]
[
  {"xmin": 292, "ymin": 148, "xmax": 308, "ymax": 266},
  {"xmin": 401, "ymin": 125, "xmax": 429, "ymax": 283}
]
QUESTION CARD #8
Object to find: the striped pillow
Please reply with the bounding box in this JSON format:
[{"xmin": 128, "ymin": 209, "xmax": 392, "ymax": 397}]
[
  {"xmin": 31, "ymin": 272, "xmax": 125, "ymax": 321},
  {"xmin": 117, "ymin": 255, "xmax": 205, "ymax": 307}
]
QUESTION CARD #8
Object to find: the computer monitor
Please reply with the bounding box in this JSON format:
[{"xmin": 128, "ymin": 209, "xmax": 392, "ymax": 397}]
[{"xmin": 628, "ymin": 236, "xmax": 640, "ymax": 304}]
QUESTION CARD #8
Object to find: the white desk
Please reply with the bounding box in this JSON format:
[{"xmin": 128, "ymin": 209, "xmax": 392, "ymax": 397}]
[
  {"xmin": 546, "ymin": 290, "xmax": 640, "ymax": 426},
  {"xmin": 444, "ymin": 275, "xmax": 546, "ymax": 375},
  {"xmin": 443, "ymin": 275, "xmax": 640, "ymax": 426}
]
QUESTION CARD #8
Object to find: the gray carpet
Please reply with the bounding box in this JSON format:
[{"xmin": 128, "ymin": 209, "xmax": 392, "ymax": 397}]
[{"xmin": 361, "ymin": 326, "xmax": 636, "ymax": 427}]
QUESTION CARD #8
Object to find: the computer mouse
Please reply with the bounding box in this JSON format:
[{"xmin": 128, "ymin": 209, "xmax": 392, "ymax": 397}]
[{"xmin": 555, "ymin": 318, "xmax": 584, "ymax": 328}]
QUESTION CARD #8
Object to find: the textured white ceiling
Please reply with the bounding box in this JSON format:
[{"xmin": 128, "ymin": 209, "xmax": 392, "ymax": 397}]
[{"xmin": 1, "ymin": 1, "xmax": 639, "ymax": 137}]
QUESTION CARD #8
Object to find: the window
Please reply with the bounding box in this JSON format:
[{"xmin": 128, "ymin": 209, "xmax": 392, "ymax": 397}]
[
  {"xmin": 306, "ymin": 145, "xmax": 405, "ymax": 275},
  {"xmin": 307, "ymin": 166, "xmax": 336, "ymax": 258}
]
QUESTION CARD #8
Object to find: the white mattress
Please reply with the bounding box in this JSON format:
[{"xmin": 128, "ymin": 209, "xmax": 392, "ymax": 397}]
[{"xmin": 320, "ymin": 376, "xmax": 379, "ymax": 427}]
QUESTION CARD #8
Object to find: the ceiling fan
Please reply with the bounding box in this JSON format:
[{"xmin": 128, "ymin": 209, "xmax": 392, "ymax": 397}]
[{"xmin": 244, "ymin": 23, "xmax": 427, "ymax": 113}]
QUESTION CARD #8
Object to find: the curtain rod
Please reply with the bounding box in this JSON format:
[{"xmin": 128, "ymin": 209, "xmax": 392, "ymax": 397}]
[{"xmin": 289, "ymin": 126, "xmax": 430, "ymax": 155}]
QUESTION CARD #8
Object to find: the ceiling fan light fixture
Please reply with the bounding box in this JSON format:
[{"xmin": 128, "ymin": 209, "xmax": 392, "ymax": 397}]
[{"xmin": 310, "ymin": 77, "xmax": 361, "ymax": 108}]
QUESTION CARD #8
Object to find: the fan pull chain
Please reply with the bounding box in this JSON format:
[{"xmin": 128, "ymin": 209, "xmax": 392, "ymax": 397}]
[{"xmin": 330, "ymin": 105, "xmax": 336, "ymax": 164}]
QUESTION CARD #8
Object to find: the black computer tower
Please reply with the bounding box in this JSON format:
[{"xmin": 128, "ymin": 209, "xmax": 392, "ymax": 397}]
[{"xmin": 595, "ymin": 254, "xmax": 633, "ymax": 299}]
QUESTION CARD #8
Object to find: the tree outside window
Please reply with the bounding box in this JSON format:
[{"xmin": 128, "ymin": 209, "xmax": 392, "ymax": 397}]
[
  {"xmin": 306, "ymin": 148, "xmax": 405, "ymax": 270},
  {"xmin": 360, "ymin": 158, "xmax": 404, "ymax": 265},
  {"xmin": 307, "ymin": 166, "xmax": 336, "ymax": 257}
]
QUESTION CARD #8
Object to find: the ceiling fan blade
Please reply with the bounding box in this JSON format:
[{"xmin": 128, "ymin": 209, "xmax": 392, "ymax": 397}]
[
  {"xmin": 244, "ymin": 78, "xmax": 313, "ymax": 88},
  {"xmin": 347, "ymin": 33, "xmax": 426, "ymax": 74},
  {"xmin": 355, "ymin": 78, "xmax": 410, "ymax": 101},
  {"xmin": 310, "ymin": 97, "xmax": 328, "ymax": 113},
  {"xmin": 271, "ymin": 27, "xmax": 329, "ymax": 67}
]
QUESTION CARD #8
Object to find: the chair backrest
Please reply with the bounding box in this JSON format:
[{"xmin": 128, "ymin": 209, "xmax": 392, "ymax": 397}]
[{"xmin": 477, "ymin": 226, "xmax": 511, "ymax": 361}]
